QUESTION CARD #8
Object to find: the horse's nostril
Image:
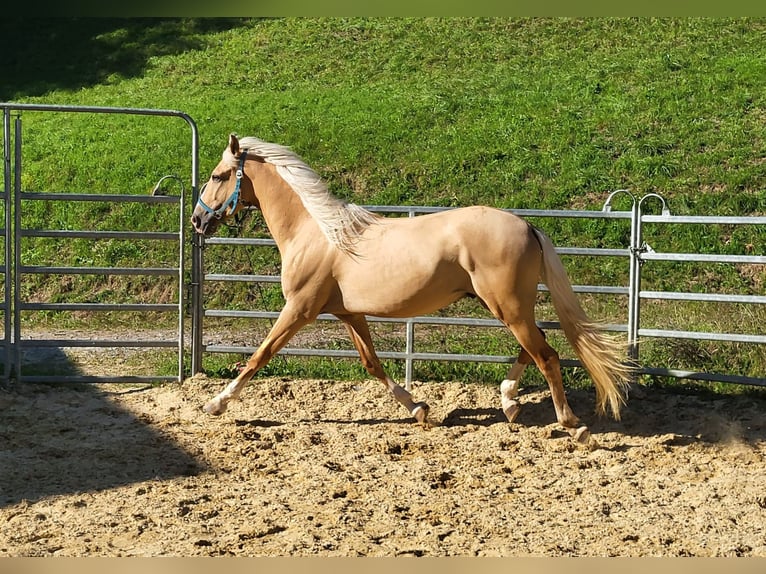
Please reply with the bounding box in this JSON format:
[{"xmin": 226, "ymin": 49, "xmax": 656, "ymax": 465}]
[{"xmin": 191, "ymin": 215, "xmax": 206, "ymax": 235}]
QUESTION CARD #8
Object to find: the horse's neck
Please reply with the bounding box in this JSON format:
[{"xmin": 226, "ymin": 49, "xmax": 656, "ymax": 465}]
[{"xmin": 254, "ymin": 166, "xmax": 320, "ymax": 251}]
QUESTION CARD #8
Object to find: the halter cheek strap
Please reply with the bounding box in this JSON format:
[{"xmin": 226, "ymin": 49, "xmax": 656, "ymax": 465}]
[{"xmin": 196, "ymin": 151, "xmax": 248, "ymax": 218}]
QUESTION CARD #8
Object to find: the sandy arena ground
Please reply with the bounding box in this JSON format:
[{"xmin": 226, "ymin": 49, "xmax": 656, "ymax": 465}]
[{"xmin": 1, "ymin": 375, "xmax": 765, "ymax": 557}]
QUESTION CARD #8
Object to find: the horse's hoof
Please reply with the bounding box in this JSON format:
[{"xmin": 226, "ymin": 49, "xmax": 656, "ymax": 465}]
[
  {"xmin": 570, "ymin": 425, "xmax": 590, "ymax": 444},
  {"xmin": 203, "ymin": 399, "xmax": 226, "ymax": 416},
  {"xmin": 502, "ymin": 400, "xmax": 521, "ymax": 423},
  {"xmin": 411, "ymin": 402, "xmax": 430, "ymax": 424}
]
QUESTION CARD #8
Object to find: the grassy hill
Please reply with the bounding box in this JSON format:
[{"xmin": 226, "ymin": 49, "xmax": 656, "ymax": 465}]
[{"xmin": 2, "ymin": 18, "xmax": 764, "ymax": 385}]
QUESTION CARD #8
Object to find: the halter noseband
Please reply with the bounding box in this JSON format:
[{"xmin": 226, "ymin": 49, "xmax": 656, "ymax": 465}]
[{"xmin": 196, "ymin": 151, "xmax": 248, "ymax": 218}]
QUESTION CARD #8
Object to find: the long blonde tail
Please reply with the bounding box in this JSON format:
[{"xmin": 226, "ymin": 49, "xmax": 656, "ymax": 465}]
[{"xmin": 532, "ymin": 227, "xmax": 632, "ymax": 419}]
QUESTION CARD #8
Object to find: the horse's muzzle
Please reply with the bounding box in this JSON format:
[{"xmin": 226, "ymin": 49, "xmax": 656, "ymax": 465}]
[{"xmin": 191, "ymin": 210, "xmax": 219, "ymax": 236}]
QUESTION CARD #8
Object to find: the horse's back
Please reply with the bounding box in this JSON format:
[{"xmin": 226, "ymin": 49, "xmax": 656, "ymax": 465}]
[
  {"xmin": 443, "ymin": 205, "xmax": 533, "ymax": 241},
  {"xmin": 325, "ymin": 206, "xmax": 541, "ymax": 317}
]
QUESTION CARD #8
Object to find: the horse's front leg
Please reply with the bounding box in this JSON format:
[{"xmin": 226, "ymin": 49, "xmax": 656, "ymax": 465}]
[
  {"xmin": 337, "ymin": 313, "xmax": 429, "ymax": 424},
  {"xmin": 203, "ymin": 303, "xmax": 313, "ymax": 416}
]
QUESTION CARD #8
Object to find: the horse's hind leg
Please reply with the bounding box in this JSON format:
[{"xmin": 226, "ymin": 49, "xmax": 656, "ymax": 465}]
[
  {"xmin": 500, "ymin": 329, "xmax": 546, "ymax": 422},
  {"xmin": 337, "ymin": 313, "xmax": 429, "ymax": 424},
  {"xmin": 506, "ymin": 319, "xmax": 590, "ymax": 443},
  {"xmin": 500, "ymin": 348, "xmax": 533, "ymax": 423}
]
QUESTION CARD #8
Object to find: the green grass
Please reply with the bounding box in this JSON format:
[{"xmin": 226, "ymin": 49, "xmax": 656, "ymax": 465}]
[{"xmin": 1, "ymin": 17, "xmax": 764, "ymax": 388}]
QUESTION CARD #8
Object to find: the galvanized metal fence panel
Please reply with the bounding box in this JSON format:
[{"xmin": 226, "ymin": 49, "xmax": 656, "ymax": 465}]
[
  {"xmin": 631, "ymin": 209, "xmax": 766, "ymax": 385},
  {"xmin": 1, "ymin": 103, "xmax": 199, "ymax": 384}
]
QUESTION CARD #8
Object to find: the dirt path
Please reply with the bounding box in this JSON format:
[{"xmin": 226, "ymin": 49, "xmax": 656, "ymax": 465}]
[{"xmin": 1, "ymin": 375, "xmax": 765, "ymax": 556}]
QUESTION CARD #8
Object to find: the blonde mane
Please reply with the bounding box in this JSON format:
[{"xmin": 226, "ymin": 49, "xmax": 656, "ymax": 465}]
[{"xmin": 229, "ymin": 137, "xmax": 380, "ymax": 253}]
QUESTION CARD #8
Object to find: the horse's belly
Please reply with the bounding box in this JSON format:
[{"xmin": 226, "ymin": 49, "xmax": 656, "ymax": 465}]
[
  {"xmin": 339, "ymin": 288, "xmax": 467, "ymax": 318},
  {"xmin": 331, "ymin": 260, "xmax": 470, "ymax": 317}
]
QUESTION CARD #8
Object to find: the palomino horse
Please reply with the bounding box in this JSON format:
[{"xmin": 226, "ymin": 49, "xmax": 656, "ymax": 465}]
[{"xmin": 192, "ymin": 134, "xmax": 631, "ymax": 443}]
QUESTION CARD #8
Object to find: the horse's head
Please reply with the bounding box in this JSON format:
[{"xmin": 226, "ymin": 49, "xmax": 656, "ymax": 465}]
[{"xmin": 191, "ymin": 134, "xmax": 256, "ymax": 235}]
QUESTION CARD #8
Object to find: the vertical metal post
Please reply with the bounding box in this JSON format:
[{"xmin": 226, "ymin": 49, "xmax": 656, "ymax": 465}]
[
  {"xmin": 12, "ymin": 116, "xmax": 22, "ymax": 381},
  {"xmin": 405, "ymin": 317, "xmax": 415, "ymax": 391},
  {"xmin": 177, "ymin": 190, "xmax": 186, "ymax": 383},
  {"xmin": 185, "ymin": 119, "xmax": 202, "ymax": 376},
  {"xmin": 2, "ymin": 109, "xmax": 12, "ymax": 382},
  {"xmin": 190, "ymin": 199, "xmax": 204, "ymax": 375},
  {"xmin": 404, "ymin": 207, "xmax": 417, "ymax": 390},
  {"xmin": 627, "ymin": 197, "xmax": 641, "ymax": 367}
]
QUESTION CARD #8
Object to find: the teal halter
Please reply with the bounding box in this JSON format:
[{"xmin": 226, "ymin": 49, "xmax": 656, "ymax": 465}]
[{"xmin": 196, "ymin": 151, "xmax": 248, "ymax": 218}]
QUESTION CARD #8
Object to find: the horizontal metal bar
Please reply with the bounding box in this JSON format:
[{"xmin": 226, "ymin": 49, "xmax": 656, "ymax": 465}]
[
  {"xmin": 201, "ymin": 237, "xmax": 632, "ymax": 252},
  {"xmin": 362, "ymin": 205, "xmax": 633, "ymax": 220},
  {"xmin": 20, "ymin": 192, "xmax": 180, "ymax": 204},
  {"xmin": 205, "ymin": 273, "xmax": 281, "ymax": 283},
  {"xmin": 205, "ymin": 345, "xmax": 386, "ymax": 359},
  {"xmin": 202, "ymin": 274, "xmax": 628, "ymax": 297},
  {"xmin": 538, "ymin": 284, "xmax": 629, "ymax": 295},
  {"xmin": 637, "ymin": 328, "xmax": 766, "ymax": 344},
  {"xmin": 203, "ymin": 343, "xmax": 585, "ymax": 369},
  {"xmin": 22, "ymin": 229, "xmax": 179, "ymax": 241},
  {"xmin": 21, "ymin": 266, "xmax": 179, "ymax": 276},
  {"xmin": 642, "ymin": 214, "xmax": 766, "ymax": 225},
  {"xmin": 414, "ymin": 316, "xmax": 502, "ymax": 328},
  {"xmin": 205, "ymin": 309, "xmax": 345, "ymax": 320},
  {"xmin": 636, "ymin": 366, "xmax": 765, "ymax": 387},
  {"xmin": 640, "ymin": 290, "xmax": 766, "ymax": 304},
  {"xmin": 514, "ymin": 209, "xmax": 632, "ymax": 220},
  {"xmin": 20, "ymin": 303, "xmax": 178, "ymax": 312},
  {"xmin": 203, "ymin": 309, "xmax": 628, "ymax": 334},
  {"xmin": 557, "ymin": 247, "xmax": 629, "ymax": 257},
  {"xmin": 19, "ymin": 339, "xmax": 179, "ymax": 348},
  {"xmin": 205, "ymin": 309, "xmax": 505, "ymax": 326},
  {"xmin": 640, "ymin": 252, "xmax": 766, "ymax": 264},
  {"xmin": 203, "ymin": 237, "xmax": 276, "ymax": 247},
  {"xmin": 276, "ymin": 348, "xmax": 514, "ymax": 364},
  {"xmin": 411, "ymin": 317, "xmax": 625, "ymax": 333},
  {"xmin": 1, "ymin": 102, "xmax": 192, "ymax": 119}
]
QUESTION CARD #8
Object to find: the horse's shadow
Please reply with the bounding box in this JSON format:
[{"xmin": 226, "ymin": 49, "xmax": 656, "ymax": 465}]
[
  {"xmin": 230, "ymin": 383, "xmax": 766, "ymax": 447},
  {"xmin": 447, "ymin": 384, "xmax": 766, "ymax": 447},
  {"xmin": 440, "ymin": 407, "xmax": 507, "ymax": 427}
]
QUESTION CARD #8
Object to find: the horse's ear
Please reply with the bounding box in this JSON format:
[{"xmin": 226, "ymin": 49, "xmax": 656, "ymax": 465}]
[{"xmin": 228, "ymin": 133, "xmax": 240, "ymax": 156}]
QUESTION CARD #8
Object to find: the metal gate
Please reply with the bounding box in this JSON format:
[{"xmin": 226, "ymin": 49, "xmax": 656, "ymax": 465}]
[{"xmin": 1, "ymin": 103, "xmax": 199, "ymax": 384}]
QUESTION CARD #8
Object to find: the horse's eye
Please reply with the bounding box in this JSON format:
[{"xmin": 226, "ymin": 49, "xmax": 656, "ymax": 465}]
[{"xmin": 211, "ymin": 174, "xmax": 223, "ymax": 183}]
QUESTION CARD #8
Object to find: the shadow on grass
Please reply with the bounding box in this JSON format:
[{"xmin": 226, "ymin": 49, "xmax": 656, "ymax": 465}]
[
  {"xmin": 0, "ymin": 345, "xmax": 205, "ymax": 507},
  {"xmin": 0, "ymin": 18, "xmax": 253, "ymax": 100}
]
